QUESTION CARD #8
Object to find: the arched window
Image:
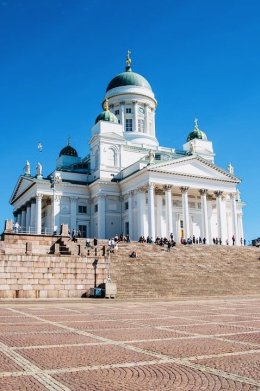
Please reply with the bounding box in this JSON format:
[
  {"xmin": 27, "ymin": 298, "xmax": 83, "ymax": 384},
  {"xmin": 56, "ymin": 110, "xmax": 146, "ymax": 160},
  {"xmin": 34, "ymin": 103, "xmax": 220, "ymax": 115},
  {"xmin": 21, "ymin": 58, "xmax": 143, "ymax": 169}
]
[{"xmin": 107, "ymin": 148, "xmax": 116, "ymax": 166}]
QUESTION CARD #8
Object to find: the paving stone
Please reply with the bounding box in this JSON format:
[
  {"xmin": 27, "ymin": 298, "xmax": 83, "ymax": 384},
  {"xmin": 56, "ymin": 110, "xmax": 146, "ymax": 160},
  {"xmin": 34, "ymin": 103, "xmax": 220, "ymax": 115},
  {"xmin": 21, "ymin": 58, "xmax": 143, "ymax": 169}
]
[
  {"xmin": 194, "ymin": 351, "xmax": 260, "ymax": 380},
  {"xmin": 53, "ymin": 363, "xmax": 259, "ymax": 391}
]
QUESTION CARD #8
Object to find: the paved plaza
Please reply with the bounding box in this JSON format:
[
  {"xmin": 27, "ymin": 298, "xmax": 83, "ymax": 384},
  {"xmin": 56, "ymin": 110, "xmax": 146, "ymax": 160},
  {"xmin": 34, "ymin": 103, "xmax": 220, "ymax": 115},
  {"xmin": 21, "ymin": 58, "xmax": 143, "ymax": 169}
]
[{"xmin": 0, "ymin": 296, "xmax": 259, "ymax": 390}]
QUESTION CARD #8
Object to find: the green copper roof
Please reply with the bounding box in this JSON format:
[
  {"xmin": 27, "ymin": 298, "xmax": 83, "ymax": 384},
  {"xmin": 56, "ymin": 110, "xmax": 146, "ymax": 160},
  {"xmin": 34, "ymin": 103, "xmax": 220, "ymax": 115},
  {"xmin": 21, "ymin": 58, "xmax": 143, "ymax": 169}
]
[
  {"xmin": 59, "ymin": 139, "xmax": 78, "ymax": 157},
  {"xmin": 187, "ymin": 119, "xmax": 207, "ymax": 142},
  {"xmin": 106, "ymin": 70, "xmax": 151, "ymax": 92},
  {"xmin": 95, "ymin": 109, "xmax": 119, "ymax": 125}
]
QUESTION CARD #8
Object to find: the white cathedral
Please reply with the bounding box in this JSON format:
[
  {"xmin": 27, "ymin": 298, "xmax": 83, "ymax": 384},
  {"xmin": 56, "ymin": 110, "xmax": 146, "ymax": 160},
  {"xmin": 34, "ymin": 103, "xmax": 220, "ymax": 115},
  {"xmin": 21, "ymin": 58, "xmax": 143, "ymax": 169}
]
[{"xmin": 10, "ymin": 52, "xmax": 244, "ymax": 245}]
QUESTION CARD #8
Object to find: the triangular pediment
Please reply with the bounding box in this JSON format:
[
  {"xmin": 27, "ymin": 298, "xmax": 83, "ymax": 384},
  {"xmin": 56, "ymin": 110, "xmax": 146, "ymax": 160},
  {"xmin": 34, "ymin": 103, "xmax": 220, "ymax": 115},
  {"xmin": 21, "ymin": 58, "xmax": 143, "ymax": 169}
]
[
  {"xmin": 148, "ymin": 156, "xmax": 240, "ymax": 182},
  {"xmin": 10, "ymin": 176, "xmax": 36, "ymax": 204}
]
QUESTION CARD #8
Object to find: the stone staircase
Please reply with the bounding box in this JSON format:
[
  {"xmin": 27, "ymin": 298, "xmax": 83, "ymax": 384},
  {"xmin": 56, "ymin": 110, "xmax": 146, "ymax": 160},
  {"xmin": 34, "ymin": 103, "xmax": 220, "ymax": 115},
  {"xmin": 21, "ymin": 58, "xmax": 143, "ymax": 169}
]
[{"xmin": 109, "ymin": 242, "xmax": 260, "ymax": 298}]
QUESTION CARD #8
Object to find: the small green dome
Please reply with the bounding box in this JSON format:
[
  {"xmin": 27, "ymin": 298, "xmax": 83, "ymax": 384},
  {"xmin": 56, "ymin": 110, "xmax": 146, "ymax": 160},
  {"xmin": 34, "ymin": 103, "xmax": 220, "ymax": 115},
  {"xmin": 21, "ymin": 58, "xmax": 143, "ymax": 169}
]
[
  {"xmin": 106, "ymin": 69, "xmax": 152, "ymax": 92},
  {"xmin": 59, "ymin": 139, "xmax": 78, "ymax": 157},
  {"xmin": 187, "ymin": 119, "xmax": 207, "ymax": 142},
  {"xmin": 95, "ymin": 100, "xmax": 119, "ymax": 125}
]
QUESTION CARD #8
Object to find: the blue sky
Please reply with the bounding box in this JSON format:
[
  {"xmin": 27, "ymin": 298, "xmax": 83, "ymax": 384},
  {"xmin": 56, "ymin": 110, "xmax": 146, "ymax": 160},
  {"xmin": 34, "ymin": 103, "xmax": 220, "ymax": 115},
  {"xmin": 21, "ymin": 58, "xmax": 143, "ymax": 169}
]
[{"xmin": 0, "ymin": 0, "xmax": 259, "ymax": 240}]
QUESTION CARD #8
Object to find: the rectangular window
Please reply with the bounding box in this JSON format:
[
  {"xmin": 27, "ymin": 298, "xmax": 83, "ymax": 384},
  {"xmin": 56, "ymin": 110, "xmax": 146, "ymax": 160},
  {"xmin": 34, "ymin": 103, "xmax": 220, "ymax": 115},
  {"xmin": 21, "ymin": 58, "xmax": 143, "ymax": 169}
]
[
  {"xmin": 138, "ymin": 119, "xmax": 144, "ymax": 132},
  {"xmin": 94, "ymin": 204, "xmax": 98, "ymax": 213},
  {"xmin": 115, "ymin": 109, "xmax": 119, "ymax": 115},
  {"xmin": 126, "ymin": 108, "xmax": 131, "ymax": 113},
  {"xmin": 125, "ymin": 118, "xmax": 132, "ymax": 132},
  {"xmin": 78, "ymin": 225, "xmax": 87, "ymax": 238},
  {"xmin": 125, "ymin": 201, "xmax": 129, "ymax": 210},
  {"xmin": 155, "ymin": 153, "xmax": 161, "ymax": 160},
  {"xmin": 78, "ymin": 205, "xmax": 87, "ymax": 214}
]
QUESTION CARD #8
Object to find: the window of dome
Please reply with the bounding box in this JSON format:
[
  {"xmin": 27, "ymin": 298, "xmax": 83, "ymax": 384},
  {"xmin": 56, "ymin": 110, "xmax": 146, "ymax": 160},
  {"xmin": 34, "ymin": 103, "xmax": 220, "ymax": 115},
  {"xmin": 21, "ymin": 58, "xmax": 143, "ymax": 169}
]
[
  {"xmin": 126, "ymin": 108, "xmax": 131, "ymax": 113},
  {"xmin": 115, "ymin": 109, "xmax": 119, "ymax": 115},
  {"xmin": 125, "ymin": 119, "xmax": 132, "ymax": 132}
]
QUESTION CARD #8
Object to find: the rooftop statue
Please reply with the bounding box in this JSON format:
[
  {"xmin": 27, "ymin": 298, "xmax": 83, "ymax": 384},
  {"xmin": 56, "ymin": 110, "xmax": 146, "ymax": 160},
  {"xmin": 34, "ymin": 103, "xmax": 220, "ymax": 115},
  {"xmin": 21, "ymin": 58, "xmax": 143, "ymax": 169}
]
[{"xmin": 24, "ymin": 160, "xmax": 30, "ymax": 176}]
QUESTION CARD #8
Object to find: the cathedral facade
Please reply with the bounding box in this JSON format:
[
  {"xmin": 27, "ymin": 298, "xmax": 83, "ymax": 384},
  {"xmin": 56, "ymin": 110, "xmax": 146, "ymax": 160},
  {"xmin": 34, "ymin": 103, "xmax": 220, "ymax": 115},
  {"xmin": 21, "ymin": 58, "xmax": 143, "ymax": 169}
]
[{"xmin": 10, "ymin": 53, "xmax": 244, "ymax": 245}]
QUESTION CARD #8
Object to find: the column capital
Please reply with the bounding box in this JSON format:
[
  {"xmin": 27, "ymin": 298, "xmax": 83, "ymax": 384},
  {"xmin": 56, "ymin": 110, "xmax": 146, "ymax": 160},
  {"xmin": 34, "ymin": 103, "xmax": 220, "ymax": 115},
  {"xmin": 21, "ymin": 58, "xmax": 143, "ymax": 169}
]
[
  {"xmin": 36, "ymin": 193, "xmax": 43, "ymax": 200},
  {"xmin": 229, "ymin": 192, "xmax": 236, "ymax": 199},
  {"xmin": 137, "ymin": 186, "xmax": 146, "ymax": 193},
  {"xmin": 214, "ymin": 191, "xmax": 223, "ymax": 198},
  {"xmin": 180, "ymin": 186, "xmax": 189, "ymax": 194},
  {"xmin": 97, "ymin": 193, "xmax": 106, "ymax": 200},
  {"xmin": 70, "ymin": 196, "xmax": 78, "ymax": 201},
  {"xmin": 164, "ymin": 185, "xmax": 172, "ymax": 192},
  {"xmin": 199, "ymin": 188, "xmax": 208, "ymax": 195},
  {"xmin": 127, "ymin": 190, "xmax": 135, "ymax": 197},
  {"xmin": 148, "ymin": 182, "xmax": 155, "ymax": 189},
  {"xmin": 54, "ymin": 195, "xmax": 61, "ymax": 202}
]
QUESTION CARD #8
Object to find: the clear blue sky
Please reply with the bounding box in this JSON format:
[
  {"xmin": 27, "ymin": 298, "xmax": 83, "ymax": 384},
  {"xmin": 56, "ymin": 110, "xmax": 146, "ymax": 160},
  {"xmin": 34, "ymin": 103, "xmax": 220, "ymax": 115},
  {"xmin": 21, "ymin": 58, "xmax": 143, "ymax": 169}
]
[{"xmin": 0, "ymin": 0, "xmax": 259, "ymax": 240}]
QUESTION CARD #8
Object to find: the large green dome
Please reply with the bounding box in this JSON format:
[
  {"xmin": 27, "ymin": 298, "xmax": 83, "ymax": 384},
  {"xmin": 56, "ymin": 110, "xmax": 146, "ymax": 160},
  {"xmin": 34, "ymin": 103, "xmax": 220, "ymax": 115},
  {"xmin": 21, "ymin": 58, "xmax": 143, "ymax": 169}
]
[
  {"xmin": 106, "ymin": 69, "xmax": 152, "ymax": 92},
  {"xmin": 187, "ymin": 119, "xmax": 207, "ymax": 142}
]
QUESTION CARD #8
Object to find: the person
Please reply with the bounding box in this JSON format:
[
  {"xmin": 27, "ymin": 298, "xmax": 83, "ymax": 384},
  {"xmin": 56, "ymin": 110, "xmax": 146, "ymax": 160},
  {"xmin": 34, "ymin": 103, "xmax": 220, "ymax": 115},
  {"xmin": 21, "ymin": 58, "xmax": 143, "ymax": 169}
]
[
  {"xmin": 232, "ymin": 235, "xmax": 235, "ymax": 245},
  {"xmin": 213, "ymin": 238, "xmax": 216, "ymax": 244},
  {"xmin": 170, "ymin": 233, "xmax": 174, "ymax": 241},
  {"xmin": 13, "ymin": 221, "xmax": 20, "ymax": 233},
  {"xmin": 77, "ymin": 229, "xmax": 82, "ymax": 238},
  {"xmin": 93, "ymin": 237, "xmax": 98, "ymax": 246},
  {"xmin": 129, "ymin": 251, "xmax": 137, "ymax": 258},
  {"xmin": 167, "ymin": 241, "xmax": 171, "ymax": 252},
  {"xmin": 240, "ymin": 237, "xmax": 243, "ymax": 246},
  {"xmin": 244, "ymin": 238, "xmax": 246, "ymax": 246},
  {"xmin": 192, "ymin": 235, "xmax": 195, "ymax": 244},
  {"xmin": 86, "ymin": 238, "xmax": 90, "ymax": 247},
  {"xmin": 199, "ymin": 237, "xmax": 202, "ymax": 244},
  {"xmin": 203, "ymin": 237, "xmax": 206, "ymax": 244},
  {"xmin": 226, "ymin": 239, "xmax": 229, "ymax": 245},
  {"xmin": 72, "ymin": 229, "xmax": 76, "ymax": 242}
]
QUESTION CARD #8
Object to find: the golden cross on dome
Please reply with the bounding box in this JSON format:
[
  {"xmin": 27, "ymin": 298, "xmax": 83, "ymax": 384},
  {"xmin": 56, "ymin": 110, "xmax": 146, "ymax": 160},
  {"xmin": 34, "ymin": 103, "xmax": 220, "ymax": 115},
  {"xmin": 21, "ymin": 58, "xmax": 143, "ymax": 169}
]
[{"xmin": 126, "ymin": 49, "xmax": 131, "ymax": 67}]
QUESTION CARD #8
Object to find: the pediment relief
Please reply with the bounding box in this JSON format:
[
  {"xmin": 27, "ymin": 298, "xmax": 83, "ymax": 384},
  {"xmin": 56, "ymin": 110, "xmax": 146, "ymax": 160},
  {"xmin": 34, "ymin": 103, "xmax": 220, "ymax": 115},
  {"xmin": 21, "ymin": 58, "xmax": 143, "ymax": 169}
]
[
  {"xmin": 10, "ymin": 176, "xmax": 35, "ymax": 203},
  {"xmin": 148, "ymin": 156, "xmax": 239, "ymax": 182}
]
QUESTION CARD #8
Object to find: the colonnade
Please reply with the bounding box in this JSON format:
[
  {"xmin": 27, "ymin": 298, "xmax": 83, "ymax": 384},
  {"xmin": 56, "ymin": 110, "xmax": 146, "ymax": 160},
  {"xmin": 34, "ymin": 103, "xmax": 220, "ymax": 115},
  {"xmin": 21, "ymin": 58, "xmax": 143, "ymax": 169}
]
[{"xmin": 126, "ymin": 184, "xmax": 242, "ymax": 245}]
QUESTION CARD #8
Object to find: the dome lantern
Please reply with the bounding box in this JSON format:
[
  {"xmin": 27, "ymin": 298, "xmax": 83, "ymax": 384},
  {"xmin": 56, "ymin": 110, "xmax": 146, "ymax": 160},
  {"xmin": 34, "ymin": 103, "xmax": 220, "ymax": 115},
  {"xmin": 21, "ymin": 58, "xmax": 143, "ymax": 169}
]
[
  {"xmin": 187, "ymin": 118, "xmax": 208, "ymax": 142},
  {"xmin": 59, "ymin": 137, "xmax": 78, "ymax": 157}
]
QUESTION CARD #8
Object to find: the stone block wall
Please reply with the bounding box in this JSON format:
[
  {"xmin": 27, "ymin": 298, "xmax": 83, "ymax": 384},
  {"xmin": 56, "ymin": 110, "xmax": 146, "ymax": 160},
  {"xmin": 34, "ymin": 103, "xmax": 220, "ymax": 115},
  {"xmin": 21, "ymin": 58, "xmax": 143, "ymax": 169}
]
[{"xmin": 0, "ymin": 254, "xmax": 108, "ymax": 299}]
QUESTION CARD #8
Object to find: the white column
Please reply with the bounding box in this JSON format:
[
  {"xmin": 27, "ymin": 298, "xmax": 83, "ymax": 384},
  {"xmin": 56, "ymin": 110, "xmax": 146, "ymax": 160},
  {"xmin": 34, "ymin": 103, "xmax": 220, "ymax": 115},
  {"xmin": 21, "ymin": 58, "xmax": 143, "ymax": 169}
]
[
  {"xmin": 21, "ymin": 207, "xmax": 26, "ymax": 232},
  {"xmin": 26, "ymin": 203, "xmax": 31, "ymax": 233},
  {"xmin": 128, "ymin": 191, "xmax": 134, "ymax": 240},
  {"xmin": 181, "ymin": 187, "xmax": 190, "ymax": 239},
  {"xmin": 156, "ymin": 192, "xmax": 163, "ymax": 238},
  {"xmin": 230, "ymin": 193, "xmax": 239, "ymax": 245},
  {"xmin": 70, "ymin": 196, "xmax": 77, "ymax": 231},
  {"xmin": 137, "ymin": 188, "xmax": 145, "ymax": 238},
  {"xmin": 52, "ymin": 195, "xmax": 61, "ymax": 233},
  {"xmin": 97, "ymin": 194, "xmax": 106, "ymax": 239},
  {"xmin": 215, "ymin": 191, "xmax": 224, "ymax": 242},
  {"xmin": 237, "ymin": 213, "xmax": 244, "ymax": 245},
  {"xmin": 164, "ymin": 185, "xmax": 173, "ymax": 237},
  {"xmin": 120, "ymin": 101, "xmax": 125, "ymax": 127},
  {"xmin": 133, "ymin": 101, "xmax": 138, "ymax": 132},
  {"xmin": 199, "ymin": 189, "xmax": 209, "ymax": 243},
  {"xmin": 144, "ymin": 104, "xmax": 148, "ymax": 134},
  {"xmin": 148, "ymin": 183, "xmax": 155, "ymax": 240},
  {"xmin": 151, "ymin": 108, "xmax": 155, "ymax": 137},
  {"xmin": 221, "ymin": 195, "xmax": 228, "ymax": 244},
  {"xmin": 17, "ymin": 211, "xmax": 22, "ymax": 227},
  {"xmin": 35, "ymin": 194, "xmax": 43, "ymax": 235},
  {"xmin": 30, "ymin": 199, "xmax": 36, "ymax": 232},
  {"xmin": 176, "ymin": 213, "xmax": 181, "ymax": 243}
]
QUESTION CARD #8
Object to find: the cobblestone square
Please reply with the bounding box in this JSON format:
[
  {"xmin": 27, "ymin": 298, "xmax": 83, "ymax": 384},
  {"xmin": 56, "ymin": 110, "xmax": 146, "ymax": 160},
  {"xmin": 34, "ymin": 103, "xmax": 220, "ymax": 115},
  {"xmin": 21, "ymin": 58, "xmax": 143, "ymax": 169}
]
[{"xmin": 0, "ymin": 295, "xmax": 259, "ymax": 390}]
